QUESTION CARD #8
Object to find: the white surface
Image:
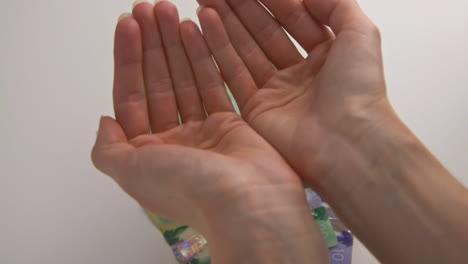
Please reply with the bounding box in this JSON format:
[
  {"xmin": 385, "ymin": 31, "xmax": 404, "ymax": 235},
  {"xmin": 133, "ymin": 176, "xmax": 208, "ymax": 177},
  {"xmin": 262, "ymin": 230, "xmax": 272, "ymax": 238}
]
[{"xmin": 1, "ymin": 0, "xmax": 467, "ymax": 263}]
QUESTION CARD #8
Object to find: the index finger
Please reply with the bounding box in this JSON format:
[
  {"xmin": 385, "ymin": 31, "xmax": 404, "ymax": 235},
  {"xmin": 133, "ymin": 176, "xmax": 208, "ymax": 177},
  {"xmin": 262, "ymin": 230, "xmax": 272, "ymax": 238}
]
[{"xmin": 113, "ymin": 15, "xmax": 150, "ymax": 139}]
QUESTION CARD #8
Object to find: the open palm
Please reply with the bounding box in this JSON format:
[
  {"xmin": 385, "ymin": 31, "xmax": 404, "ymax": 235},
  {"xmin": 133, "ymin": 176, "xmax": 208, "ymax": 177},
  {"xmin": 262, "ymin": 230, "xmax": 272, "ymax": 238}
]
[
  {"xmin": 197, "ymin": 0, "xmax": 389, "ymax": 182},
  {"xmin": 91, "ymin": 2, "xmax": 304, "ymax": 230}
]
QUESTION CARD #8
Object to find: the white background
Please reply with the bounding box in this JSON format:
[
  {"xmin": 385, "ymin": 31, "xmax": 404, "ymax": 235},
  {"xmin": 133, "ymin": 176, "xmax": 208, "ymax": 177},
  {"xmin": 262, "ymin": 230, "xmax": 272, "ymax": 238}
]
[{"xmin": 1, "ymin": 0, "xmax": 467, "ymax": 263}]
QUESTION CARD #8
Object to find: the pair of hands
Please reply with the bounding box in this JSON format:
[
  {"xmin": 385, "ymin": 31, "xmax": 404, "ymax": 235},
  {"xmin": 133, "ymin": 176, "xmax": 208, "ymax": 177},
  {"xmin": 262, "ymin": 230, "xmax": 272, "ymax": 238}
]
[{"xmin": 92, "ymin": 0, "xmax": 390, "ymax": 258}]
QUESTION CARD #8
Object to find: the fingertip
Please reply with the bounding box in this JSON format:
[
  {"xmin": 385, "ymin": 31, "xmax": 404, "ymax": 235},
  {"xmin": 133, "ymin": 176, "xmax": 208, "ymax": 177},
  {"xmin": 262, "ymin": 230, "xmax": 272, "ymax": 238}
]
[
  {"xmin": 132, "ymin": 0, "xmax": 153, "ymax": 18},
  {"xmin": 92, "ymin": 116, "xmax": 114, "ymax": 173},
  {"xmin": 180, "ymin": 18, "xmax": 199, "ymax": 39},
  {"xmin": 154, "ymin": 0, "xmax": 177, "ymax": 15},
  {"xmin": 197, "ymin": 8, "xmax": 214, "ymax": 31},
  {"xmin": 118, "ymin": 13, "xmax": 133, "ymax": 23},
  {"xmin": 96, "ymin": 116, "xmax": 128, "ymax": 146},
  {"xmin": 197, "ymin": 7, "xmax": 222, "ymax": 33},
  {"xmin": 180, "ymin": 18, "xmax": 205, "ymax": 60},
  {"xmin": 116, "ymin": 14, "xmax": 139, "ymax": 44},
  {"xmin": 180, "ymin": 17, "xmax": 193, "ymax": 24},
  {"xmin": 114, "ymin": 15, "xmax": 142, "ymax": 65},
  {"xmin": 116, "ymin": 14, "xmax": 139, "ymax": 35},
  {"xmin": 305, "ymin": 39, "xmax": 334, "ymax": 74},
  {"xmin": 197, "ymin": 6, "xmax": 215, "ymax": 19},
  {"xmin": 153, "ymin": 0, "xmax": 167, "ymax": 6},
  {"xmin": 115, "ymin": 14, "xmax": 140, "ymax": 43},
  {"xmin": 196, "ymin": 5, "xmax": 204, "ymax": 16},
  {"xmin": 304, "ymin": 0, "xmax": 374, "ymax": 35},
  {"xmin": 92, "ymin": 116, "xmax": 134, "ymax": 177},
  {"xmin": 153, "ymin": 0, "xmax": 180, "ymax": 30},
  {"xmin": 196, "ymin": 0, "xmax": 206, "ymax": 6},
  {"xmin": 132, "ymin": 0, "xmax": 149, "ymax": 9}
]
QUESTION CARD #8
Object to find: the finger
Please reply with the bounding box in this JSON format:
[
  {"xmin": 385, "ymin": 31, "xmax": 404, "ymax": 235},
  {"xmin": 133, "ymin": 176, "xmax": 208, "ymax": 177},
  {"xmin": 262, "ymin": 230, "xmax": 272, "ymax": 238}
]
[
  {"xmin": 200, "ymin": 0, "xmax": 303, "ymax": 70},
  {"xmin": 256, "ymin": 0, "xmax": 331, "ymax": 52},
  {"xmin": 113, "ymin": 14, "xmax": 150, "ymax": 139},
  {"xmin": 304, "ymin": 39, "xmax": 334, "ymax": 75},
  {"xmin": 92, "ymin": 116, "xmax": 136, "ymax": 182},
  {"xmin": 180, "ymin": 20, "xmax": 235, "ymax": 115},
  {"xmin": 154, "ymin": 1, "xmax": 206, "ymax": 123},
  {"xmin": 197, "ymin": 1, "xmax": 275, "ymax": 87},
  {"xmin": 303, "ymin": 0, "xmax": 377, "ymax": 36},
  {"xmin": 198, "ymin": 8, "xmax": 257, "ymax": 111},
  {"xmin": 132, "ymin": 2, "xmax": 179, "ymax": 133}
]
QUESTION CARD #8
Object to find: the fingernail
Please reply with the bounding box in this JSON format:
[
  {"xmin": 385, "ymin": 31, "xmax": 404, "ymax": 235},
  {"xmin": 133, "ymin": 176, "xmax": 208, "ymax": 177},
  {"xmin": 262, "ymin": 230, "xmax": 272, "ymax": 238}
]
[
  {"xmin": 154, "ymin": 0, "xmax": 166, "ymax": 6},
  {"xmin": 96, "ymin": 116, "xmax": 105, "ymax": 137},
  {"xmin": 132, "ymin": 0, "xmax": 148, "ymax": 9},
  {"xmin": 99, "ymin": 115, "xmax": 107, "ymax": 125},
  {"xmin": 118, "ymin": 13, "xmax": 132, "ymax": 22},
  {"xmin": 196, "ymin": 6, "xmax": 204, "ymax": 16},
  {"xmin": 180, "ymin": 18, "xmax": 192, "ymax": 23}
]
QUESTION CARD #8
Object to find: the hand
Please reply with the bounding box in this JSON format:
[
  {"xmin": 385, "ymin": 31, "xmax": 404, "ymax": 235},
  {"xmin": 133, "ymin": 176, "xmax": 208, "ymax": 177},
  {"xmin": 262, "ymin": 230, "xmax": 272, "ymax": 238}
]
[
  {"xmin": 195, "ymin": 1, "xmax": 468, "ymax": 263},
  {"xmin": 196, "ymin": 0, "xmax": 390, "ymax": 185},
  {"xmin": 92, "ymin": 2, "xmax": 328, "ymax": 263}
]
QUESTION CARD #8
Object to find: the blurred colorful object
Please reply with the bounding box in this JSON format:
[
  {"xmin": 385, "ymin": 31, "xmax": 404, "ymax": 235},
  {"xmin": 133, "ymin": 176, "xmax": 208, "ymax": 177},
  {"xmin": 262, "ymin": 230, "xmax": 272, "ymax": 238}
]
[
  {"xmin": 145, "ymin": 90, "xmax": 352, "ymax": 263},
  {"xmin": 312, "ymin": 206, "xmax": 339, "ymax": 248},
  {"xmin": 146, "ymin": 187, "xmax": 353, "ymax": 263},
  {"xmin": 172, "ymin": 235, "xmax": 208, "ymax": 264},
  {"xmin": 325, "ymin": 204, "xmax": 354, "ymax": 264},
  {"xmin": 146, "ymin": 212, "xmax": 211, "ymax": 264}
]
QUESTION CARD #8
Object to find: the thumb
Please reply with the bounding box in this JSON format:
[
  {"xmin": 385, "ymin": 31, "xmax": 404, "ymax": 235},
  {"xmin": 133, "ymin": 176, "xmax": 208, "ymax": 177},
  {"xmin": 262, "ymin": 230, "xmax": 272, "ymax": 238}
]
[
  {"xmin": 91, "ymin": 116, "xmax": 136, "ymax": 181},
  {"xmin": 304, "ymin": 0, "xmax": 379, "ymax": 36}
]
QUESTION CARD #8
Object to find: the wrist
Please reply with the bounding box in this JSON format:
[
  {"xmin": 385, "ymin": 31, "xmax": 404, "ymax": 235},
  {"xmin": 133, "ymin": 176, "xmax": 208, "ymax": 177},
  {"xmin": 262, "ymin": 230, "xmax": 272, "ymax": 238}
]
[
  {"xmin": 304, "ymin": 106, "xmax": 468, "ymax": 263},
  {"xmin": 316, "ymin": 108, "xmax": 417, "ymax": 192},
  {"xmin": 197, "ymin": 183, "xmax": 329, "ymax": 263},
  {"xmin": 299, "ymin": 99, "xmax": 404, "ymax": 188}
]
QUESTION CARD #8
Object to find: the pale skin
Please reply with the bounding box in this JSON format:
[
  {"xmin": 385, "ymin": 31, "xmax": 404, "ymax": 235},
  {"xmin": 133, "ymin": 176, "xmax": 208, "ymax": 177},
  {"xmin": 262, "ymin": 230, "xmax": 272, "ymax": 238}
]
[{"xmin": 92, "ymin": 0, "xmax": 468, "ymax": 263}]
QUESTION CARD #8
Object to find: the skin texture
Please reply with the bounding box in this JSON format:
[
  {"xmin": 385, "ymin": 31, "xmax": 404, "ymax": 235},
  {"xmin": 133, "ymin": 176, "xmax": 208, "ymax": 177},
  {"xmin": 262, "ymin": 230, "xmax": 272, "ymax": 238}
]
[
  {"xmin": 91, "ymin": 0, "xmax": 468, "ymax": 263},
  {"xmin": 194, "ymin": 0, "xmax": 468, "ymax": 263},
  {"xmin": 195, "ymin": 0, "xmax": 387, "ymax": 186},
  {"xmin": 92, "ymin": 2, "xmax": 328, "ymax": 263}
]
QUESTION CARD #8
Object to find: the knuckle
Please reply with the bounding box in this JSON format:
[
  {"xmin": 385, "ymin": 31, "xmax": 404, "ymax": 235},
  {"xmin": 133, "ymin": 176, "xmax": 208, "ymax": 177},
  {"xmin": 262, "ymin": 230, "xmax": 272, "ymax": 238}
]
[
  {"xmin": 254, "ymin": 23, "xmax": 282, "ymax": 44},
  {"xmin": 202, "ymin": 81, "xmax": 224, "ymax": 92},
  {"xmin": 228, "ymin": 63, "xmax": 248, "ymax": 83},
  {"xmin": 122, "ymin": 90, "xmax": 147, "ymax": 105},
  {"xmin": 238, "ymin": 40, "xmax": 258, "ymax": 58},
  {"xmin": 146, "ymin": 77, "xmax": 173, "ymax": 95},
  {"xmin": 175, "ymin": 79, "xmax": 196, "ymax": 92},
  {"xmin": 182, "ymin": 112, "xmax": 204, "ymax": 122},
  {"xmin": 283, "ymin": 7, "xmax": 306, "ymax": 27}
]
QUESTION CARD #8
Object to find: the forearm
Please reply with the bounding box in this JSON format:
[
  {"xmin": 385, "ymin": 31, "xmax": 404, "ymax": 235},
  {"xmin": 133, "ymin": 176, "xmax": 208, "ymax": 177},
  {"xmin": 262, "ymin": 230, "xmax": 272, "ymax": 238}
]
[
  {"xmin": 199, "ymin": 185, "xmax": 329, "ymax": 264},
  {"xmin": 310, "ymin": 114, "xmax": 468, "ymax": 263}
]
